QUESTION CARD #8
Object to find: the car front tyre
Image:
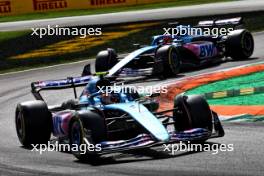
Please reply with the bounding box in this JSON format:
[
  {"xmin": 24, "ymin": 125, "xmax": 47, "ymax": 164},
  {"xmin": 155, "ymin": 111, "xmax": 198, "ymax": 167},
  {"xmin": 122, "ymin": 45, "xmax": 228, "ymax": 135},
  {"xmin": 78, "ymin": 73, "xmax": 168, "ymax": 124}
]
[{"xmin": 155, "ymin": 45, "xmax": 181, "ymax": 78}]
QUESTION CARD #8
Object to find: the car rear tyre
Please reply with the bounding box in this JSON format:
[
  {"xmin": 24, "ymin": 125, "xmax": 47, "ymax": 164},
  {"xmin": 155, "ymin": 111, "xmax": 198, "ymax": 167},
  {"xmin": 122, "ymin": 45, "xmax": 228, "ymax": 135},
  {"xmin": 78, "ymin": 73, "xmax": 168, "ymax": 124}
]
[
  {"xmin": 69, "ymin": 110, "xmax": 107, "ymax": 162},
  {"xmin": 155, "ymin": 45, "xmax": 181, "ymax": 78},
  {"xmin": 225, "ymin": 29, "xmax": 254, "ymax": 60},
  {"xmin": 173, "ymin": 94, "xmax": 212, "ymax": 132},
  {"xmin": 95, "ymin": 48, "xmax": 118, "ymax": 72},
  {"xmin": 15, "ymin": 101, "xmax": 52, "ymax": 147}
]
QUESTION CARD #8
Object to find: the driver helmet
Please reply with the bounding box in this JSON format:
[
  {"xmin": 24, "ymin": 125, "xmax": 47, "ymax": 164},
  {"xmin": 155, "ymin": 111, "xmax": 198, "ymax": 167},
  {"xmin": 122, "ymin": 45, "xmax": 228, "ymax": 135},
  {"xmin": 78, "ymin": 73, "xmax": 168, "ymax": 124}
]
[{"xmin": 82, "ymin": 78, "xmax": 99, "ymax": 96}]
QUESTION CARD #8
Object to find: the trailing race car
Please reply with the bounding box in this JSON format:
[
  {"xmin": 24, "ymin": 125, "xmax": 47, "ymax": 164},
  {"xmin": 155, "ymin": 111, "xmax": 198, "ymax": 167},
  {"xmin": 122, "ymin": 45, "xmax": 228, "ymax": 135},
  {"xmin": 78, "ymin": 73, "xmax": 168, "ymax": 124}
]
[
  {"xmin": 15, "ymin": 74, "xmax": 224, "ymax": 162},
  {"xmin": 82, "ymin": 17, "xmax": 254, "ymax": 78}
]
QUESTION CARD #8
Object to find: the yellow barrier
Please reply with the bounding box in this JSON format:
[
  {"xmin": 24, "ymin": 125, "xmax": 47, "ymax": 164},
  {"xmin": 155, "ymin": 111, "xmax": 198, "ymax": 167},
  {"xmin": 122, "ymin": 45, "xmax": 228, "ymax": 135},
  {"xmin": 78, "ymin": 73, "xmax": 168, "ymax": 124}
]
[{"xmin": 0, "ymin": 0, "xmax": 168, "ymax": 16}]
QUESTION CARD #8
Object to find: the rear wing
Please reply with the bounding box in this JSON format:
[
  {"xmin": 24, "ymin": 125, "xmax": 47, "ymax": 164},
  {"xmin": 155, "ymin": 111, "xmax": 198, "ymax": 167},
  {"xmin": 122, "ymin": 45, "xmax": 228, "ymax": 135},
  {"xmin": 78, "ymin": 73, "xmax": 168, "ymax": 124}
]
[
  {"xmin": 31, "ymin": 76, "xmax": 93, "ymax": 101},
  {"xmin": 197, "ymin": 17, "xmax": 244, "ymax": 28}
]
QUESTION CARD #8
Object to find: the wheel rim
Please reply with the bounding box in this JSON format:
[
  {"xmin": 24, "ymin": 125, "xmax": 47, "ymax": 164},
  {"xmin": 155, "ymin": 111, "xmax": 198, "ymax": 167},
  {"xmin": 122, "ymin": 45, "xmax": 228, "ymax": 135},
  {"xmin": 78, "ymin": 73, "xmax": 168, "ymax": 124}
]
[{"xmin": 16, "ymin": 110, "xmax": 25, "ymax": 142}]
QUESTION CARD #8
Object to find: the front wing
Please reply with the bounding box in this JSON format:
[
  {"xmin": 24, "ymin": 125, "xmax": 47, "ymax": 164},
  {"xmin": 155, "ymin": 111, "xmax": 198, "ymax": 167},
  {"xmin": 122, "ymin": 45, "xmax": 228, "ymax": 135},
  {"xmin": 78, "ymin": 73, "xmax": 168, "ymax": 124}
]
[
  {"xmin": 99, "ymin": 128, "xmax": 210, "ymax": 154},
  {"xmin": 88, "ymin": 111, "xmax": 224, "ymax": 154}
]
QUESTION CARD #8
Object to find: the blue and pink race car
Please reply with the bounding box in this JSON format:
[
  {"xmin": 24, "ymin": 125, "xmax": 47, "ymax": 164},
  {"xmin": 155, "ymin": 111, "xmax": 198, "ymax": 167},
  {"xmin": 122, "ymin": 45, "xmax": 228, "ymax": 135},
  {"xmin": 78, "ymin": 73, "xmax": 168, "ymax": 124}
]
[
  {"xmin": 15, "ymin": 74, "xmax": 224, "ymax": 162},
  {"xmin": 82, "ymin": 17, "xmax": 254, "ymax": 79}
]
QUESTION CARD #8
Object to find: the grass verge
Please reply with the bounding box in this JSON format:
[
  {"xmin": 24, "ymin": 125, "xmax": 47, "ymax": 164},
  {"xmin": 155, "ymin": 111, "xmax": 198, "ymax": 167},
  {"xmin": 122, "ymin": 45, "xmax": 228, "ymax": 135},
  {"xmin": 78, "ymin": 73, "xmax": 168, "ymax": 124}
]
[{"xmin": 186, "ymin": 71, "xmax": 264, "ymax": 105}]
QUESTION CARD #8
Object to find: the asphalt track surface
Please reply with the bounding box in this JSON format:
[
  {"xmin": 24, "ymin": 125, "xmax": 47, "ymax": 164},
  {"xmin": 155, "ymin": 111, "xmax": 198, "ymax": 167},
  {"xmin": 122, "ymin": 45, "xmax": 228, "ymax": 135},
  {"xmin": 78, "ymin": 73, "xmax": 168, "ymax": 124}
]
[
  {"xmin": 0, "ymin": 27, "xmax": 263, "ymax": 175},
  {"xmin": 0, "ymin": 0, "xmax": 264, "ymax": 31}
]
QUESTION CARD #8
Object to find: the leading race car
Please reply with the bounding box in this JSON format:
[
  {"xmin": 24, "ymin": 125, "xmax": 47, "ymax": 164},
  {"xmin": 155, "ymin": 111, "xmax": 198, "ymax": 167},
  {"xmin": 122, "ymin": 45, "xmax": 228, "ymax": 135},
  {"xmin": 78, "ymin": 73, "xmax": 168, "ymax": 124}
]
[
  {"xmin": 15, "ymin": 74, "xmax": 224, "ymax": 162},
  {"xmin": 82, "ymin": 17, "xmax": 254, "ymax": 79}
]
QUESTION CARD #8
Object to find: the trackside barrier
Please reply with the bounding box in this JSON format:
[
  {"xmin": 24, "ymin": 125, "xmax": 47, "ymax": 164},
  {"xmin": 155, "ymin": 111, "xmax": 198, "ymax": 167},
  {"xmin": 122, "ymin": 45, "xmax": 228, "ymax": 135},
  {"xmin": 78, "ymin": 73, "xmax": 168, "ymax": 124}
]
[{"xmin": 0, "ymin": 0, "xmax": 169, "ymax": 16}]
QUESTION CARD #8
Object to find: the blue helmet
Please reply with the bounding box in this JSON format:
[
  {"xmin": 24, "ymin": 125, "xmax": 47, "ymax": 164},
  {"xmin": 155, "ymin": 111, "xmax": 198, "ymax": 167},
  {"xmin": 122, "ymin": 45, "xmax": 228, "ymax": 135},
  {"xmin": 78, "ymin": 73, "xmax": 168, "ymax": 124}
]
[{"xmin": 82, "ymin": 78, "xmax": 99, "ymax": 95}]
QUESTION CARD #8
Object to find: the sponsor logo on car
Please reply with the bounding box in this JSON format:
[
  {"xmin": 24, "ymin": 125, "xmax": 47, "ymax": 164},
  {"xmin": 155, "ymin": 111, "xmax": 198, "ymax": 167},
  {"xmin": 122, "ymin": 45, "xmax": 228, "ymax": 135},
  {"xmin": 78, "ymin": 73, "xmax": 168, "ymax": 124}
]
[
  {"xmin": 0, "ymin": 0, "xmax": 11, "ymax": 14},
  {"xmin": 199, "ymin": 43, "xmax": 215, "ymax": 58},
  {"xmin": 33, "ymin": 0, "xmax": 67, "ymax": 11}
]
